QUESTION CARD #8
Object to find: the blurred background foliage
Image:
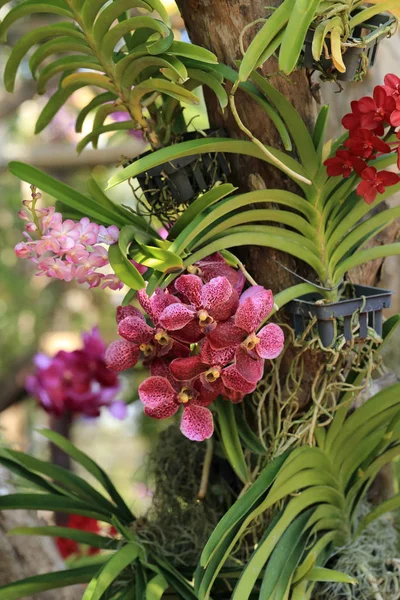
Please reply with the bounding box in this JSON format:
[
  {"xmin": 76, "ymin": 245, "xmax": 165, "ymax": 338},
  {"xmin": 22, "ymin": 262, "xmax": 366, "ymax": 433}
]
[{"xmin": 0, "ymin": 0, "xmax": 399, "ymax": 518}]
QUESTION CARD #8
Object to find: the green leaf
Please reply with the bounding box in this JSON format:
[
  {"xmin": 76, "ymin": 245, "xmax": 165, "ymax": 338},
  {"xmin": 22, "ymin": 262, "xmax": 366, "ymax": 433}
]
[
  {"xmin": 106, "ymin": 138, "xmax": 310, "ymax": 190},
  {"xmin": 100, "ymin": 17, "xmax": 172, "ymax": 62},
  {"xmin": 279, "ymin": 0, "xmax": 321, "ymax": 74},
  {"xmin": 356, "ymin": 493, "xmax": 400, "ymax": 536},
  {"xmin": 233, "ymin": 405, "xmax": 267, "ymax": 455},
  {"xmin": 3, "ymin": 449, "xmax": 118, "ymax": 516},
  {"xmin": 0, "ymin": 566, "xmax": 100, "ymax": 600},
  {"xmin": 76, "ymin": 121, "xmax": 137, "ymax": 153},
  {"xmin": 36, "ymin": 55, "xmax": 103, "ymax": 94},
  {"xmin": 168, "ymin": 183, "xmax": 236, "ymax": 239},
  {"xmin": 0, "ymin": 455, "xmax": 60, "ymax": 494},
  {"xmin": 9, "ymin": 526, "xmax": 119, "ymax": 550},
  {"xmin": 349, "ymin": 2, "xmax": 399, "ymax": 28},
  {"xmin": 82, "ymin": 543, "xmax": 140, "ymax": 600},
  {"xmin": 4, "ymin": 22, "xmax": 85, "ymax": 92},
  {"xmin": 77, "ymin": 92, "xmax": 118, "ymax": 133},
  {"xmin": 0, "ymin": 494, "xmax": 113, "ymax": 522},
  {"xmin": 8, "ymin": 162, "xmax": 126, "ymax": 227},
  {"xmin": 37, "ymin": 430, "xmax": 134, "ymax": 523},
  {"xmin": 152, "ymin": 556, "xmax": 198, "ymax": 600},
  {"xmin": 303, "ymin": 567, "xmax": 357, "ymax": 584},
  {"xmin": 312, "ymin": 105, "xmax": 329, "ymax": 158},
  {"xmin": 146, "ymin": 574, "xmax": 169, "ymax": 600},
  {"xmin": 249, "ymin": 71, "xmax": 319, "ymax": 177},
  {"xmin": 167, "ymin": 41, "xmax": 217, "ymax": 64},
  {"xmin": 258, "ymin": 511, "xmax": 312, "ymax": 599},
  {"xmin": 29, "ymin": 36, "xmax": 94, "ymax": 77},
  {"xmin": 238, "ymin": 0, "xmax": 295, "ymax": 82},
  {"xmin": 132, "ymin": 234, "xmax": 184, "ymax": 273},
  {"xmin": 108, "ymin": 244, "xmax": 145, "ymax": 290},
  {"xmin": 0, "ymin": 0, "xmax": 73, "ymax": 42},
  {"xmin": 92, "ymin": 0, "xmax": 152, "ymax": 47},
  {"xmin": 214, "ymin": 398, "xmax": 250, "ymax": 484},
  {"xmin": 35, "ymin": 83, "xmax": 86, "ymax": 133},
  {"xmin": 186, "ymin": 68, "xmax": 228, "ymax": 109},
  {"xmin": 333, "ymin": 243, "xmax": 400, "ymax": 285}
]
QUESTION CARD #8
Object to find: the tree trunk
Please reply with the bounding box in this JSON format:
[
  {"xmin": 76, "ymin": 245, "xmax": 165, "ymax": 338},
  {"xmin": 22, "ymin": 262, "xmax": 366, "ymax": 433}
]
[{"xmin": 0, "ymin": 467, "xmax": 84, "ymax": 600}]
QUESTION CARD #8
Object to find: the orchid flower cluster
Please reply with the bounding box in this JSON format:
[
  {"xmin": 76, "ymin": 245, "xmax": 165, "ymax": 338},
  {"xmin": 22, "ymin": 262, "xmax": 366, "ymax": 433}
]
[
  {"xmin": 26, "ymin": 328, "xmax": 126, "ymax": 419},
  {"xmin": 14, "ymin": 186, "xmax": 123, "ymax": 290},
  {"xmin": 56, "ymin": 515, "xmax": 117, "ymax": 560},
  {"xmin": 105, "ymin": 254, "xmax": 284, "ymax": 442},
  {"xmin": 324, "ymin": 74, "xmax": 400, "ymax": 205}
]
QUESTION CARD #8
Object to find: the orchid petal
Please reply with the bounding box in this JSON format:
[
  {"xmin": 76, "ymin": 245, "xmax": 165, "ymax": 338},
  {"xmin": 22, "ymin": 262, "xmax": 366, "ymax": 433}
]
[{"xmin": 180, "ymin": 405, "xmax": 214, "ymax": 441}]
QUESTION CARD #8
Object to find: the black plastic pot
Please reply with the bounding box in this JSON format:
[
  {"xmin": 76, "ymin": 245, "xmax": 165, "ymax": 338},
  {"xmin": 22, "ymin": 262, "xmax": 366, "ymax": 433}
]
[
  {"xmin": 285, "ymin": 284, "xmax": 392, "ymax": 348},
  {"xmin": 133, "ymin": 129, "xmax": 231, "ymax": 226},
  {"xmin": 304, "ymin": 13, "xmax": 396, "ymax": 81}
]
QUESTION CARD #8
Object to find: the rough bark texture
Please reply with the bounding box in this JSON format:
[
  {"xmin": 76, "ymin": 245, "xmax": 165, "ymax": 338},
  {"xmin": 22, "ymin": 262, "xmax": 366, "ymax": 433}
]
[{"xmin": 0, "ymin": 467, "xmax": 84, "ymax": 599}]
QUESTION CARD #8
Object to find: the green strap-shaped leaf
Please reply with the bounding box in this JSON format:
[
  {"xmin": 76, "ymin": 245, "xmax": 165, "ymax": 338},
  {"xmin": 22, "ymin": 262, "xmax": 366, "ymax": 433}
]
[
  {"xmin": 61, "ymin": 72, "xmax": 116, "ymax": 93},
  {"xmin": 152, "ymin": 556, "xmax": 198, "ymax": 600},
  {"xmin": 349, "ymin": 1, "xmax": 399, "ymax": 28},
  {"xmin": 122, "ymin": 55, "xmax": 188, "ymax": 88},
  {"xmin": 35, "ymin": 83, "xmax": 86, "ymax": 133},
  {"xmin": 0, "ymin": 455, "xmax": 60, "ymax": 494},
  {"xmin": 168, "ymin": 183, "xmax": 236, "ymax": 239},
  {"xmin": 214, "ymin": 398, "xmax": 250, "ymax": 484},
  {"xmin": 76, "ymin": 121, "xmax": 137, "ymax": 153},
  {"xmin": 0, "ymin": 566, "xmax": 100, "ymax": 600},
  {"xmin": 8, "ymin": 162, "xmax": 127, "ymax": 227},
  {"xmin": 233, "ymin": 405, "xmax": 268, "ymax": 455},
  {"xmin": 146, "ymin": 573, "xmax": 169, "ymax": 600},
  {"xmin": 36, "ymin": 55, "xmax": 103, "ymax": 94},
  {"xmin": 82, "ymin": 543, "xmax": 140, "ymax": 600},
  {"xmin": 75, "ymin": 92, "xmax": 117, "ymax": 133},
  {"xmin": 100, "ymin": 17, "xmax": 171, "ymax": 61},
  {"xmin": 312, "ymin": 105, "xmax": 329, "ymax": 158},
  {"xmin": 356, "ymin": 493, "xmax": 400, "ymax": 537},
  {"xmin": 92, "ymin": 0, "xmax": 152, "ymax": 47},
  {"xmin": 250, "ymin": 70, "xmax": 319, "ymax": 177},
  {"xmin": 0, "ymin": 494, "xmax": 113, "ymax": 522},
  {"xmin": 303, "ymin": 567, "xmax": 357, "ymax": 584},
  {"xmin": 258, "ymin": 511, "xmax": 312, "ymax": 599},
  {"xmin": 108, "ymin": 228, "xmax": 146, "ymax": 290},
  {"xmin": 106, "ymin": 138, "xmax": 310, "ymax": 191},
  {"xmin": 87, "ymin": 175, "xmax": 148, "ymax": 229},
  {"xmin": 9, "ymin": 526, "xmax": 119, "ymax": 550},
  {"xmin": 186, "ymin": 68, "xmax": 228, "ymax": 109},
  {"xmin": 279, "ymin": 0, "xmax": 321, "ymax": 74},
  {"xmin": 311, "ymin": 17, "xmax": 342, "ymax": 62},
  {"xmin": 329, "ymin": 205, "xmax": 400, "ymax": 269},
  {"xmin": 131, "ymin": 237, "xmax": 183, "ymax": 273},
  {"xmin": 38, "ymin": 429, "xmax": 134, "ymax": 523},
  {"xmin": 166, "ymin": 40, "xmax": 217, "ymax": 64},
  {"xmin": 4, "ymin": 22, "xmax": 85, "ymax": 92},
  {"xmin": 238, "ymin": 0, "xmax": 295, "ymax": 82},
  {"xmin": 29, "ymin": 36, "xmax": 94, "ymax": 77},
  {"xmin": 0, "ymin": 0, "xmax": 73, "ymax": 42},
  {"xmin": 4, "ymin": 449, "xmax": 118, "ymax": 516},
  {"xmin": 333, "ymin": 243, "xmax": 400, "ymax": 285}
]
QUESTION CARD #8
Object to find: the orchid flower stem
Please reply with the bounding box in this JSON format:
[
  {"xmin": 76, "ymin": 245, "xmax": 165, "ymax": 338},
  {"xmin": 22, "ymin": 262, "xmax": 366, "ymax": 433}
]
[
  {"xmin": 236, "ymin": 259, "xmax": 259, "ymax": 286},
  {"xmin": 198, "ymin": 437, "xmax": 214, "ymax": 501},
  {"xmin": 30, "ymin": 186, "xmax": 43, "ymax": 237}
]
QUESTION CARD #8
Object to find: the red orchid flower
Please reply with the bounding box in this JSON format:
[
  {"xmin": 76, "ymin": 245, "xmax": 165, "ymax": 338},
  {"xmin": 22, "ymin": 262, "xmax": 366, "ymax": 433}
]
[
  {"xmin": 324, "ymin": 150, "xmax": 367, "ymax": 178},
  {"xmin": 207, "ymin": 286, "xmax": 285, "ymax": 384},
  {"xmin": 390, "ymin": 97, "xmax": 400, "ymax": 128},
  {"xmin": 357, "ymin": 86, "xmax": 395, "ymax": 131},
  {"xmin": 344, "ymin": 129, "xmax": 391, "ymax": 159},
  {"xmin": 138, "ymin": 376, "xmax": 215, "ymax": 441},
  {"xmin": 384, "ymin": 74, "xmax": 400, "ymax": 99},
  {"xmin": 356, "ymin": 167, "xmax": 400, "ymax": 204},
  {"xmin": 159, "ymin": 275, "xmax": 239, "ymax": 336}
]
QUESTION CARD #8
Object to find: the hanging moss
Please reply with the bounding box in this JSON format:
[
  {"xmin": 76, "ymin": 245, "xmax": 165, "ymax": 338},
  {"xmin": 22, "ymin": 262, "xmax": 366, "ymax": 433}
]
[
  {"xmin": 137, "ymin": 425, "xmax": 235, "ymax": 567},
  {"xmin": 314, "ymin": 502, "xmax": 400, "ymax": 600}
]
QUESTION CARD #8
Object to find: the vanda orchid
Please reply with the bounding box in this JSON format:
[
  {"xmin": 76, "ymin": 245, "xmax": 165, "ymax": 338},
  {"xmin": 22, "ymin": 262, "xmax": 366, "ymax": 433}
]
[
  {"xmin": 106, "ymin": 255, "xmax": 284, "ymax": 441},
  {"xmin": 2, "ymin": 0, "xmax": 400, "ymax": 596}
]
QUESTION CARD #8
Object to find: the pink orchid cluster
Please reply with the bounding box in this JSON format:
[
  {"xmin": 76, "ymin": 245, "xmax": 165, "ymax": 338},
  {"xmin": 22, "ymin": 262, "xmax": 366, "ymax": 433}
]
[
  {"xmin": 26, "ymin": 328, "xmax": 126, "ymax": 419},
  {"xmin": 105, "ymin": 254, "xmax": 284, "ymax": 442},
  {"xmin": 14, "ymin": 186, "xmax": 123, "ymax": 290},
  {"xmin": 324, "ymin": 74, "xmax": 400, "ymax": 205}
]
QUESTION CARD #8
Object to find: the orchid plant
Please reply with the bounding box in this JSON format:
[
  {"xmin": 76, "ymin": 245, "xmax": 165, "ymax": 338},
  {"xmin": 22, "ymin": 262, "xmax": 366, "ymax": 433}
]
[{"xmin": 2, "ymin": 1, "xmax": 400, "ymax": 599}]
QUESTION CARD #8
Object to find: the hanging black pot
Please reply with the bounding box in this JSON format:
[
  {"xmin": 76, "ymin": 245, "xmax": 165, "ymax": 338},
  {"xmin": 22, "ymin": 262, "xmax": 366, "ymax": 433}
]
[
  {"xmin": 285, "ymin": 284, "xmax": 392, "ymax": 348},
  {"xmin": 131, "ymin": 129, "xmax": 231, "ymax": 227},
  {"xmin": 303, "ymin": 12, "xmax": 396, "ymax": 82}
]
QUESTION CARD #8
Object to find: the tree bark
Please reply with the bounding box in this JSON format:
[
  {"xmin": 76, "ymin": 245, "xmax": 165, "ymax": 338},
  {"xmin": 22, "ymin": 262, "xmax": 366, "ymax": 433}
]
[{"xmin": 0, "ymin": 467, "xmax": 84, "ymax": 600}]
